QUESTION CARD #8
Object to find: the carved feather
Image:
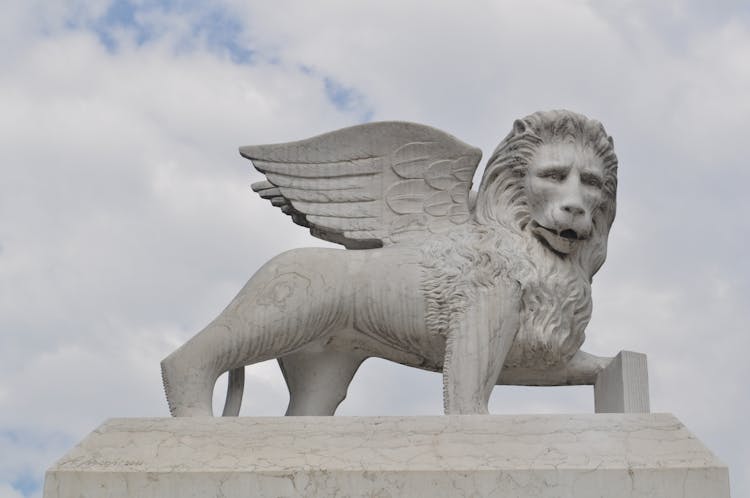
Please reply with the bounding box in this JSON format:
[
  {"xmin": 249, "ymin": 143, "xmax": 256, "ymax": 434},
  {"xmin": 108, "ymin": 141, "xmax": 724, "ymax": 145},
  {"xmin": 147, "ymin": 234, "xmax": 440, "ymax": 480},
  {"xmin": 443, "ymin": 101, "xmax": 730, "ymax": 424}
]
[{"xmin": 240, "ymin": 122, "xmax": 482, "ymax": 248}]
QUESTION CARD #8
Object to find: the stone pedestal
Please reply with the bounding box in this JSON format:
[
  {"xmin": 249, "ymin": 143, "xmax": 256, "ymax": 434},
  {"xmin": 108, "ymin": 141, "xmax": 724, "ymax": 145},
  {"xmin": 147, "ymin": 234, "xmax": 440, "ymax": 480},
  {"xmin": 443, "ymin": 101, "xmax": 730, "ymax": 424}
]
[{"xmin": 43, "ymin": 414, "xmax": 729, "ymax": 498}]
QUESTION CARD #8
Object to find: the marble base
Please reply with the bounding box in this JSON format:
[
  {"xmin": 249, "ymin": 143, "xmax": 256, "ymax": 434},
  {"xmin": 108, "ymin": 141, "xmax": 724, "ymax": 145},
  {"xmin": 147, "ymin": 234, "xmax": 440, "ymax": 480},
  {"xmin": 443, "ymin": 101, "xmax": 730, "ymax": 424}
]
[{"xmin": 43, "ymin": 414, "xmax": 729, "ymax": 498}]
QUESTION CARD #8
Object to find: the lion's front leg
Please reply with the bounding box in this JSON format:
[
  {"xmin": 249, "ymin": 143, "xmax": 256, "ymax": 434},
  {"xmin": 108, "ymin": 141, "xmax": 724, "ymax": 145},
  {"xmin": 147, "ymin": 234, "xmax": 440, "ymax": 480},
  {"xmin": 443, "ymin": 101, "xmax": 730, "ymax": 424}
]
[{"xmin": 442, "ymin": 284, "xmax": 521, "ymax": 414}]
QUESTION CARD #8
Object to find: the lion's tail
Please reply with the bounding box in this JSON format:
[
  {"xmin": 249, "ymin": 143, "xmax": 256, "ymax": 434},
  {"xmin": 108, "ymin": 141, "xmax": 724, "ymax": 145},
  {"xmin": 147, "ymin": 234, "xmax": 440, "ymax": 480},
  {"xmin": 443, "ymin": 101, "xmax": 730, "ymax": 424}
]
[{"xmin": 221, "ymin": 367, "xmax": 245, "ymax": 416}]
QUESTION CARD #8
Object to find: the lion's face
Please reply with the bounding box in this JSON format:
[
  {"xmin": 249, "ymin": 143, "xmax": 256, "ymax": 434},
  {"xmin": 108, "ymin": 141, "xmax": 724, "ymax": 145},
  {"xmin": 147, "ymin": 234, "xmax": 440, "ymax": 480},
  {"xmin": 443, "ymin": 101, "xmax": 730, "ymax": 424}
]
[
  {"xmin": 525, "ymin": 141, "xmax": 606, "ymax": 255},
  {"xmin": 475, "ymin": 110, "xmax": 617, "ymax": 274}
]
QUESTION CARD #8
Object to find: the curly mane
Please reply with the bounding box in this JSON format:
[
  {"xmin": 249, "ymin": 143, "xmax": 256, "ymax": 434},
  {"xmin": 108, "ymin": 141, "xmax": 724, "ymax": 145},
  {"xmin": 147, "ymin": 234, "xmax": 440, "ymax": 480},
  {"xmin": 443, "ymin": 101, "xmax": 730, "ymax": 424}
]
[
  {"xmin": 421, "ymin": 110, "xmax": 618, "ymax": 369},
  {"xmin": 475, "ymin": 109, "xmax": 618, "ymax": 277}
]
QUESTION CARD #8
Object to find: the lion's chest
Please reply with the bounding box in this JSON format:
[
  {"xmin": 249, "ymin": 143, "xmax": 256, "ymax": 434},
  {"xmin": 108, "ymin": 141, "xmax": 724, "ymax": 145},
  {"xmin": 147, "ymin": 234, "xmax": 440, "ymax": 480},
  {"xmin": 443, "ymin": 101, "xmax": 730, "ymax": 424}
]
[{"xmin": 505, "ymin": 274, "xmax": 592, "ymax": 369}]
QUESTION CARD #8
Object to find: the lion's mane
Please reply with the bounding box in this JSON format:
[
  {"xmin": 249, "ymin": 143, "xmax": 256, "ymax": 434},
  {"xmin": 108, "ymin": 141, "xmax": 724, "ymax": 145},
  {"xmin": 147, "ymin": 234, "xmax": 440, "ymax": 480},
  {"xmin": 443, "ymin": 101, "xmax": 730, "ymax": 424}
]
[{"xmin": 421, "ymin": 110, "xmax": 618, "ymax": 369}]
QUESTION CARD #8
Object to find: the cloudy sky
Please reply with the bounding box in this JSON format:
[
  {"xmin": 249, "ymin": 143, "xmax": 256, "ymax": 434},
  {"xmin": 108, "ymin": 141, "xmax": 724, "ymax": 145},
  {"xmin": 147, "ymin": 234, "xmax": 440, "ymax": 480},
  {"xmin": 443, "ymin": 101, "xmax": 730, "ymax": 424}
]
[{"xmin": 1, "ymin": 0, "xmax": 748, "ymax": 496}]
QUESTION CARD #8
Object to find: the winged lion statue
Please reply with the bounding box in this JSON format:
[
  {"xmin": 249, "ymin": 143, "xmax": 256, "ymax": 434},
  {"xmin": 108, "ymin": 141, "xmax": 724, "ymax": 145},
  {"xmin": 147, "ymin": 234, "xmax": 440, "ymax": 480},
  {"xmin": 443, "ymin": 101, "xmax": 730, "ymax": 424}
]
[{"xmin": 161, "ymin": 109, "xmax": 622, "ymax": 416}]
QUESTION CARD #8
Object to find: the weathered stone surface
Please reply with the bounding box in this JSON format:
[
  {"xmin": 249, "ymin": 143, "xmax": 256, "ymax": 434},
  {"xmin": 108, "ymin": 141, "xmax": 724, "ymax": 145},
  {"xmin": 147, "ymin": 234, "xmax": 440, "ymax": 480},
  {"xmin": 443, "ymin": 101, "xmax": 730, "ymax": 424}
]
[
  {"xmin": 161, "ymin": 111, "xmax": 631, "ymax": 417},
  {"xmin": 44, "ymin": 414, "xmax": 729, "ymax": 498}
]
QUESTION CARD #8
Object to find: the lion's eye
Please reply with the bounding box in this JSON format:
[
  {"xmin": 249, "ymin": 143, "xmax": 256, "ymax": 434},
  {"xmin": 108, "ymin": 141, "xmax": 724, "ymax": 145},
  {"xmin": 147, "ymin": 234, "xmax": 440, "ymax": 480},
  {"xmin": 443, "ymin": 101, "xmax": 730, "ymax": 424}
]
[
  {"xmin": 581, "ymin": 175, "xmax": 603, "ymax": 188},
  {"xmin": 539, "ymin": 170, "xmax": 566, "ymax": 182}
]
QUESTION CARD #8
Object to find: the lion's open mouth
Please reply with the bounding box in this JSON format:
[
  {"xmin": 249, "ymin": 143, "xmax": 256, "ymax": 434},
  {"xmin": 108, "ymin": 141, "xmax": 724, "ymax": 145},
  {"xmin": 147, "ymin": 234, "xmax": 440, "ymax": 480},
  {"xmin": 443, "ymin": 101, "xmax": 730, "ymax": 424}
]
[
  {"xmin": 531, "ymin": 223, "xmax": 588, "ymax": 255},
  {"xmin": 559, "ymin": 229, "xmax": 581, "ymax": 240}
]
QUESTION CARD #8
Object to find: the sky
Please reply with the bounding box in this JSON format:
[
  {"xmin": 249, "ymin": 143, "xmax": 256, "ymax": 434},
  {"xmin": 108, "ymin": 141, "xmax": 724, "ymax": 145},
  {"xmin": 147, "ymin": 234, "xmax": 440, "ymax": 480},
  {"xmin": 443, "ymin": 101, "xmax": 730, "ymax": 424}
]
[{"xmin": 0, "ymin": 0, "xmax": 748, "ymax": 496}]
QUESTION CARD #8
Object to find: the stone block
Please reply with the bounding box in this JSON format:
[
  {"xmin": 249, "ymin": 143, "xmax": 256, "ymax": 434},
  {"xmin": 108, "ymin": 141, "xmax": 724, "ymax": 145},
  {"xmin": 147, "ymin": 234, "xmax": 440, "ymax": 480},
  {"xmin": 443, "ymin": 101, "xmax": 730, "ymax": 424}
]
[
  {"xmin": 595, "ymin": 350, "xmax": 650, "ymax": 413},
  {"xmin": 44, "ymin": 414, "xmax": 729, "ymax": 498}
]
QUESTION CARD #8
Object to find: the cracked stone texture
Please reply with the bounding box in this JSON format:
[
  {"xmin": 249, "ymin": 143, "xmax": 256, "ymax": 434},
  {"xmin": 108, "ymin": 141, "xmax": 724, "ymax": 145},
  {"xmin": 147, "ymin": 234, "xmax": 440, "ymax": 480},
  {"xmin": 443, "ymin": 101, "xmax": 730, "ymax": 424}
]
[{"xmin": 43, "ymin": 414, "xmax": 729, "ymax": 497}]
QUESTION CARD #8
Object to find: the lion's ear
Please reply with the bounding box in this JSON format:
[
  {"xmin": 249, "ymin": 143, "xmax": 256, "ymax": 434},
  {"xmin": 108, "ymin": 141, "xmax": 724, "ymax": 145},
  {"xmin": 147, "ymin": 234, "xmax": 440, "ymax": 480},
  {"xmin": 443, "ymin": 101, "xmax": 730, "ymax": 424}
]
[
  {"xmin": 608, "ymin": 135, "xmax": 614, "ymax": 147},
  {"xmin": 513, "ymin": 119, "xmax": 527, "ymax": 135}
]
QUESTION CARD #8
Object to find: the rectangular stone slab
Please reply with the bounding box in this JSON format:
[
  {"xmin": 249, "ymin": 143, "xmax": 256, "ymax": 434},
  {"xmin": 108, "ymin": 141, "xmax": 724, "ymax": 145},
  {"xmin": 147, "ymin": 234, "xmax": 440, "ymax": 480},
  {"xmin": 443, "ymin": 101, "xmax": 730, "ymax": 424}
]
[{"xmin": 43, "ymin": 414, "xmax": 730, "ymax": 498}]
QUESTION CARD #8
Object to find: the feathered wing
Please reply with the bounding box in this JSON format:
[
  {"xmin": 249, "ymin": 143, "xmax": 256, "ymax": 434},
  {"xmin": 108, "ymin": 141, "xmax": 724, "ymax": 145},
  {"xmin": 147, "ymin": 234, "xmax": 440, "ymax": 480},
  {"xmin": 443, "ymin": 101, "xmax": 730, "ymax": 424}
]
[{"xmin": 240, "ymin": 122, "xmax": 482, "ymax": 248}]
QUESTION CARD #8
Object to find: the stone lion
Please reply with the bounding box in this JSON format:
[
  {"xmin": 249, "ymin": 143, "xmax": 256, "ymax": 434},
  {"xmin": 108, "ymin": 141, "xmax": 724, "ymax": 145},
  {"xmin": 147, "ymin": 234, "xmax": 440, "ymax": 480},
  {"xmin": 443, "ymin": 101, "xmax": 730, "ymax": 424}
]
[{"xmin": 161, "ymin": 110, "xmax": 618, "ymax": 416}]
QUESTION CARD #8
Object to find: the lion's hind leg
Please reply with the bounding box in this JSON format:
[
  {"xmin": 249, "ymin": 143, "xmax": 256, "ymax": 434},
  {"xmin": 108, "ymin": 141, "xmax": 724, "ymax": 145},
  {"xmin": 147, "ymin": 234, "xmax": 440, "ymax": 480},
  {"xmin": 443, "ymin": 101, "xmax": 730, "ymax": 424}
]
[
  {"xmin": 279, "ymin": 349, "xmax": 367, "ymax": 415},
  {"xmin": 161, "ymin": 317, "xmax": 249, "ymax": 417},
  {"xmin": 161, "ymin": 340, "xmax": 218, "ymax": 417},
  {"xmin": 162, "ymin": 249, "xmax": 350, "ymax": 417}
]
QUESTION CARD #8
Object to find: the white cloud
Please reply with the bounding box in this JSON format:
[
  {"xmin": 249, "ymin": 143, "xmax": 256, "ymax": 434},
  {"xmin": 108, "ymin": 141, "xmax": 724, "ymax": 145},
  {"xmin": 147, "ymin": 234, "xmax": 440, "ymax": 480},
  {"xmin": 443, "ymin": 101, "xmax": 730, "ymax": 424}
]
[
  {"xmin": 0, "ymin": 6, "xmax": 353, "ymax": 492},
  {"xmin": 1, "ymin": 0, "xmax": 748, "ymax": 496},
  {"xmin": 0, "ymin": 484, "xmax": 24, "ymax": 498}
]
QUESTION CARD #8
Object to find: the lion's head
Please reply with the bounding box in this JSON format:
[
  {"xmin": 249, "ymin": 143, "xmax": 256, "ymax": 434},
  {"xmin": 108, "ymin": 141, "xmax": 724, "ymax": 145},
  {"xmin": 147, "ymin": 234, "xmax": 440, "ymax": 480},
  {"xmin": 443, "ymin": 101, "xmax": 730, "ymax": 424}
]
[
  {"xmin": 474, "ymin": 110, "xmax": 618, "ymax": 278},
  {"xmin": 422, "ymin": 111, "xmax": 618, "ymax": 369}
]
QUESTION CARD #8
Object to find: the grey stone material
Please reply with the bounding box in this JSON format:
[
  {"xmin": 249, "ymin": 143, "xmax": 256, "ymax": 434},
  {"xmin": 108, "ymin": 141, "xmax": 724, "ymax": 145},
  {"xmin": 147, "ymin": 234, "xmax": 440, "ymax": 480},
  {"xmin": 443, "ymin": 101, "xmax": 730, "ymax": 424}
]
[
  {"xmin": 595, "ymin": 350, "xmax": 650, "ymax": 413},
  {"xmin": 160, "ymin": 110, "xmax": 648, "ymax": 416},
  {"xmin": 43, "ymin": 414, "xmax": 730, "ymax": 498}
]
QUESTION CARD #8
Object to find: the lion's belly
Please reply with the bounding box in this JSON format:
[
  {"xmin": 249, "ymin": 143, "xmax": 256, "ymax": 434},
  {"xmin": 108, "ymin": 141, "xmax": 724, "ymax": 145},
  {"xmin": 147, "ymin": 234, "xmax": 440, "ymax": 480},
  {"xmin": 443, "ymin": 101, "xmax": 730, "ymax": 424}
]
[{"xmin": 348, "ymin": 247, "xmax": 444, "ymax": 367}]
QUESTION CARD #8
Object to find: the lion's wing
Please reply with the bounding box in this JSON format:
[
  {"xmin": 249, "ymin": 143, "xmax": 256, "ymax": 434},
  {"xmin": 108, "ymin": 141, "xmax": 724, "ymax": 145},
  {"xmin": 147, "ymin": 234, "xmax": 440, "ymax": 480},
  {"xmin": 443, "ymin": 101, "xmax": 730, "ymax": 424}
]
[{"xmin": 240, "ymin": 122, "xmax": 482, "ymax": 248}]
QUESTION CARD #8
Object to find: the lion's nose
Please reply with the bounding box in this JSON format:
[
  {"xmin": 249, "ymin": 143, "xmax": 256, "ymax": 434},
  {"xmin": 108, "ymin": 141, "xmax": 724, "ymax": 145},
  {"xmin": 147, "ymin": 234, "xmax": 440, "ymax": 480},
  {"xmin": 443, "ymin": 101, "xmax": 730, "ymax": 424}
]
[{"xmin": 561, "ymin": 204, "xmax": 585, "ymax": 217}]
